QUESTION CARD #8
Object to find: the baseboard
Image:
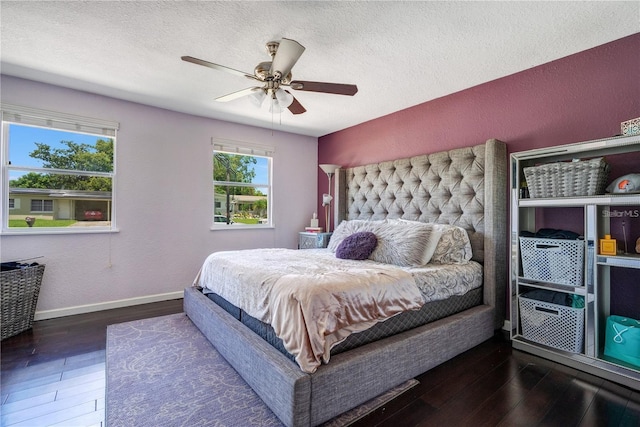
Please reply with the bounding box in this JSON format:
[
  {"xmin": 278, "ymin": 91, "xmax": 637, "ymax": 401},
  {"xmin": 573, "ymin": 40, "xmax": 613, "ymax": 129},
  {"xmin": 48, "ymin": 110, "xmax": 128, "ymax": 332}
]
[
  {"xmin": 33, "ymin": 291, "xmax": 184, "ymax": 321},
  {"xmin": 502, "ymin": 319, "xmax": 511, "ymax": 332}
]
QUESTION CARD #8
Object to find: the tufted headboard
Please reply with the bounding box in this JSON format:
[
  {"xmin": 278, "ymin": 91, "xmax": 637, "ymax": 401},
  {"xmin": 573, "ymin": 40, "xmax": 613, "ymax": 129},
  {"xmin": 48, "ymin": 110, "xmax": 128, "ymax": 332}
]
[{"xmin": 334, "ymin": 139, "xmax": 507, "ymax": 328}]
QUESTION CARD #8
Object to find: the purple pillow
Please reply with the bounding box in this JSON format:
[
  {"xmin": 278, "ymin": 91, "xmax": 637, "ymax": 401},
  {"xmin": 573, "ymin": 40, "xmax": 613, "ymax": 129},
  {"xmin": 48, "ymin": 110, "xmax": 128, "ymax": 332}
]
[{"xmin": 335, "ymin": 231, "xmax": 378, "ymax": 260}]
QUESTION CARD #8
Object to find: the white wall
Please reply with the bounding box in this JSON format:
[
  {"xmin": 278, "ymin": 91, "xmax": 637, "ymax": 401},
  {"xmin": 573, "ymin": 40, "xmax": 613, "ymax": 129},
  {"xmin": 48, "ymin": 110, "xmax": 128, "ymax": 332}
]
[{"xmin": 0, "ymin": 75, "xmax": 318, "ymax": 318}]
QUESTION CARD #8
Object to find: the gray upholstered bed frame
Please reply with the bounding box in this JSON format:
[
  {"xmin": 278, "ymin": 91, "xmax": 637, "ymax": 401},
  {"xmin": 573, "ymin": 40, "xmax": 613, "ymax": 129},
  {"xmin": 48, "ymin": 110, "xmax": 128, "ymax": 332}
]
[{"xmin": 184, "ymin": 138, "xmax": 507, "ymax": 427}]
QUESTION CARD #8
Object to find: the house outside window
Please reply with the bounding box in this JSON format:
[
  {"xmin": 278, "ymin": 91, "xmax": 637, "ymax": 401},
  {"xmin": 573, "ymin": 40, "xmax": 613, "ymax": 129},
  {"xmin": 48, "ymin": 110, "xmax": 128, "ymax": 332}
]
[
  {"xmin": 212, "ymin": 139, "xmax": 273, "ymax": 228},
  {"xmin": 1, "ymin": 104, "xmax": 119, "ymax": 233}
]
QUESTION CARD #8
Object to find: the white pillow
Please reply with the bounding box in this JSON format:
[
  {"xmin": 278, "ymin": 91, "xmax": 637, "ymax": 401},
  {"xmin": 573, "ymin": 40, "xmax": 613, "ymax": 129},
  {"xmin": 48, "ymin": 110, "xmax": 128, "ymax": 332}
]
[{"xmin": 387, "ymin": 219, "xmax": 443, "ymax": 265}]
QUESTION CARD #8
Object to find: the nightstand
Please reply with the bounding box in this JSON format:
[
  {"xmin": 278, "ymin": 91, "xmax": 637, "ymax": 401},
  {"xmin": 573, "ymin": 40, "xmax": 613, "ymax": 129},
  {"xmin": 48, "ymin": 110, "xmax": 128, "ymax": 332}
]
[{"xmin": 298, "ymin": 232, "xmax": 332, "ymax": 249}]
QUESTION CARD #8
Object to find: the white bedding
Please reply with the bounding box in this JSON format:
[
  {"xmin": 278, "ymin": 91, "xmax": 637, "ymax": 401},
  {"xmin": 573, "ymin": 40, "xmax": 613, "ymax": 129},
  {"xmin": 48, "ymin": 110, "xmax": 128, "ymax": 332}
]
[{"xmin": 194, "ymin": 248, "xmax": 482, "ymax": 373}]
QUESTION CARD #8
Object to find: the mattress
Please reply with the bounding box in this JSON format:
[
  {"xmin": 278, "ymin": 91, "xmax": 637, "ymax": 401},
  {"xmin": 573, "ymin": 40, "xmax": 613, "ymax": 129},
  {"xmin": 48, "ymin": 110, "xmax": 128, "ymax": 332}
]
[
  {"xmin": 204, "ymin": 257, "xmax": 483, "ymax": 363},
  {"xmin": 207, "ymin": 287, "xmax": 482, "ymax": 362}
]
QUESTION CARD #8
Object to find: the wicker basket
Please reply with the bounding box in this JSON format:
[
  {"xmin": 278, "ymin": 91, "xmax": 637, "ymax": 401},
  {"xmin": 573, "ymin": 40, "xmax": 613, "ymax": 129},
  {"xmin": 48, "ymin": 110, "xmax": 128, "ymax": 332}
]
[
  {"xmin": 524, "ymin": 157, "xmax": 610, "ymax": 198},
  {"xmin": 1, "ymin": 264, "xmax": 45, "ymax": 340}
]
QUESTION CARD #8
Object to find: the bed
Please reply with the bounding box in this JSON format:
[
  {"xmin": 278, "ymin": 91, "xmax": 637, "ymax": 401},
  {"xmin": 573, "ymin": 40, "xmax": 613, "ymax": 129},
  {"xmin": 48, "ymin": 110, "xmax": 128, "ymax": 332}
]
[{"xmin": 184, "ymin": 138, "xmax": 507, "ymax": 426}]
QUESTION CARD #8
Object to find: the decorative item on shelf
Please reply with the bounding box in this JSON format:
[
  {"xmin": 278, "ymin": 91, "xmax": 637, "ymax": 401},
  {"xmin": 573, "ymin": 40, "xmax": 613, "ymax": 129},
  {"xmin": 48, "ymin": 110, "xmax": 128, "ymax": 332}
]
[
  {"xmin": 606, "ymin": 173, "xmax": 640, "ymax": 194},
  {"xmin": 599, "ymin": 234, "xmax": 617, "ymax": 256},
  {"xmin": 604, "ymin": 315, "xmax": 640, "ymax": 368},
  {"xmin": 319, "ymin": 164, "xmax": 340, "ymax": 232},
  {"xmin": 621, "ymin": 221, "xmax": 629, "ymax": 254},
  {"xmin": 621, "ymin": 117, "xmax": 640, "ymax": 136},
  {"xmin": 519, "ymin": 180, "xmax": 529, "ymax": 199},
  {"xmin": 310, "ymin": 212, "xmax": 319, "ymax": 229}
]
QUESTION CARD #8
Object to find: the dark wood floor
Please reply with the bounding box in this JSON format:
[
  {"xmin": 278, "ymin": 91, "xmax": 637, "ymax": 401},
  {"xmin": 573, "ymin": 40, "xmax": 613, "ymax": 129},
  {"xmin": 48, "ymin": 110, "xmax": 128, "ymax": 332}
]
[
  {"xmin": 1, "ymin": 299, "xmax": 184, "ymax": 427},
  {"xmin": 2, "ymin": 300, "xmax": 639, "ymax": 427}
]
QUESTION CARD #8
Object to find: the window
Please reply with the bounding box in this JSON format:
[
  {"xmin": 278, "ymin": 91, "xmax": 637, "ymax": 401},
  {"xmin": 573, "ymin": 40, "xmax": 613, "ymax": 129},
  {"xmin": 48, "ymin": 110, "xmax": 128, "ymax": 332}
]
[
  {"xmin": 30, "ymin": 199, "xmax": 53, "ymax": 212},
  {"xmin": 1, "ymin": 104, "xmax": 119, "ymax": 233},
  {"xmin": 212, "ymin": 139, "xmax": 273, "ymax": 228}
]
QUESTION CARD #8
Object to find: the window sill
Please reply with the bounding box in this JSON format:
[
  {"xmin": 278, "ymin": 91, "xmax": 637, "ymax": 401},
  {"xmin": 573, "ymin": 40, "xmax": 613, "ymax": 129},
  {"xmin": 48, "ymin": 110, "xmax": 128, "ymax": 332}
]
[
  {"xmin": 210, "ymin": 224, "xmax": 274, "ymax": 231},
  {"xmin": 1, "ymin": 227, "xmax": 120, "ymax": 236}
]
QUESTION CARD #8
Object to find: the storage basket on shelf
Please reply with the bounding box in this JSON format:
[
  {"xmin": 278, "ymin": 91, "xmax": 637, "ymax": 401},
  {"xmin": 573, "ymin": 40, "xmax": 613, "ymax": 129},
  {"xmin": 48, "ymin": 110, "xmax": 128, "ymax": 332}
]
[
  {"xmin": 523, "ymin": 157, "xmax": 610, "ymax": 198},
  {"xmin": 519, "ymin": 237, "xmax": 584, "ymax": 287},
  {"xmin": 1, "ymin": 264, "xmax": 45, "ymax": 340},
  {"xmin": 519, "ymin": 291, "xmax": 585, "ymax": 353}
]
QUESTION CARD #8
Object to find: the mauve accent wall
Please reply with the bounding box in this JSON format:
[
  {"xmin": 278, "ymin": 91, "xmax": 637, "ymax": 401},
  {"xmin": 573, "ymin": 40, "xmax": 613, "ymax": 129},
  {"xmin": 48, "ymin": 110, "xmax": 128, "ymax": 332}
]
[
  {"xmin": 319, "ymin": 33, "xmax": 640, "ymax": 323},
  {"xmin": 319, "ymin": 33, "xmax": 639, "ymax": 171}
]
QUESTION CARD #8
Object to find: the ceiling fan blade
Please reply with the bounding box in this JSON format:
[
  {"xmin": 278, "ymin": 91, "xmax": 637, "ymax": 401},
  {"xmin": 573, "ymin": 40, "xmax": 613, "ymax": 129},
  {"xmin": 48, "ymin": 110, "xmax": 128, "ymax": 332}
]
[
  {"xmin": 215, "ymin": 87, "xmax": 263, "ymax": 102},
  {"xmin": 182, "ymin": 56, "xmax": 259, "ymax": 81},
  {"xmin": 285, "ymin": 91, "xmax": 306, "ymax": 115},
  {"xmin": 270, "ymin": 38, "xmax": 305, "ymax": 79},
  {"xmin": 289, "ymin": 80, "xmax": 358, "ymax": 96}
]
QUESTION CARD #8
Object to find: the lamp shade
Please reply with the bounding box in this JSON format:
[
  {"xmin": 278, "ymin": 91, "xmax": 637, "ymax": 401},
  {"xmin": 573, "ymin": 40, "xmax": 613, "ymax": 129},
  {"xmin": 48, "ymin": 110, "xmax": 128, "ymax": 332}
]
[{"xmin": 319, "ymin": 164, "xmax": 341, "ymax": 175}]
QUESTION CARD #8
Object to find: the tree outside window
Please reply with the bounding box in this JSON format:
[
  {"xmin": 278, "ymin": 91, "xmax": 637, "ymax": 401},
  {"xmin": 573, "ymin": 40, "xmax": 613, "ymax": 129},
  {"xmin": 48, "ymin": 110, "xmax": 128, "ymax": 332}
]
[
  {"xmin": 212, "ymin": 147, "xmax": 271, "ymax": 227},
  {"xmin": 2, "ymin": 121, "xmax": 115, "ymax": 231}
]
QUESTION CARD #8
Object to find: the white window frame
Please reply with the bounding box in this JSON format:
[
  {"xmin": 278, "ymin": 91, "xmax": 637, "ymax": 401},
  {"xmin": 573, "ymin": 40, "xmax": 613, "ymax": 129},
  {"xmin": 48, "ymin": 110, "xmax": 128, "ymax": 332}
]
[
  {"xmin": 212, "ymin": 138, "xmax": 274, "ymax": 229},
  {"xmin": 1, "ymin": 104, "xmax": 119, "ymax": 234}
]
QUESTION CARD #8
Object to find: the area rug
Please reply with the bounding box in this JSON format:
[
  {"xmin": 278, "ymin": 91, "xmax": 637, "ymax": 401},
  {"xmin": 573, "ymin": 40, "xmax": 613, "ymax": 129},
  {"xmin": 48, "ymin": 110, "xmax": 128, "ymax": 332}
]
[{"xmin": 106, "ymin": 313, "xmax": 418, "ymax": 427}]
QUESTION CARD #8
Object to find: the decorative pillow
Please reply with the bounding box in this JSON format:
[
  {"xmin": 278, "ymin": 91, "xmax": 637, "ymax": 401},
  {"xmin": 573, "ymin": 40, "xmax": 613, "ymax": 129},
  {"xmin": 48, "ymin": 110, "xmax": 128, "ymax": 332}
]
[
  {"xmin": 330, "ymin": 219, "xmax": 442, "ymax": 267},
  {"xmin": 328, "ymin": 220, "xmax": 384, "ymax": 252},
  {"xmin": 336, "ymin": 232, "xmax": 378, "ymax": 260},
  {"xmin": 430, "ymin": 224, "xmax": 473, "ymax": 264}
]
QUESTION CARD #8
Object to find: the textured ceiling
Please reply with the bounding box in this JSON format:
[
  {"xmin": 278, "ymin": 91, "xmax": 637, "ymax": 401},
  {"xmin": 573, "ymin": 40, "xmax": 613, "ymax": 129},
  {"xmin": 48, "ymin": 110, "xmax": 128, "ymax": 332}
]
[{"xmin": 1, "ymin": 1, "xmax": 638, "ymax": 137}]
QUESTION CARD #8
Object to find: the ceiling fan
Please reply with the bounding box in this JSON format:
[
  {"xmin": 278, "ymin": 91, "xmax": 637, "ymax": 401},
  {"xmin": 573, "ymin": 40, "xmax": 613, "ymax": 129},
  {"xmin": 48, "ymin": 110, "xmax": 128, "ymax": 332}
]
[{"xmin": 181, "ymin": 38, "xmax": 358, "ymax": 115}]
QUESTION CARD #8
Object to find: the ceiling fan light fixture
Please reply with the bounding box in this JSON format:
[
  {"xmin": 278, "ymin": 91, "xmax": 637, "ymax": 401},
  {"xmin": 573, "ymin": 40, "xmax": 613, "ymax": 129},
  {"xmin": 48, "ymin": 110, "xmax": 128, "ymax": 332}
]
[
  {"xmin": 275, "ymin": 88, "xmax": 294, "ymax": 108},
  {"xmin": 249, "ymin": 89, "xmax": 267, "ymax": 107},
  {"xmin": 269, "ymin": 97, "xmax": 286, "ymax": 113}
]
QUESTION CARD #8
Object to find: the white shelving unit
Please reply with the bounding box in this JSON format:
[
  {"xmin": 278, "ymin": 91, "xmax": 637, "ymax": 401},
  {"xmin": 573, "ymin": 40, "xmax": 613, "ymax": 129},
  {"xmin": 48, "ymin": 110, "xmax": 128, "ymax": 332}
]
[{"xmin": 509, "ymin": 134, "xmax": 640, "ymax": 391}]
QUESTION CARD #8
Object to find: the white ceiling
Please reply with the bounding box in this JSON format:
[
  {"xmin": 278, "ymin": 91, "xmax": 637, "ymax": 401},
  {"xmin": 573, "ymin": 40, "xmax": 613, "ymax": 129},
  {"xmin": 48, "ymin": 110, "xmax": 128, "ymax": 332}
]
[{"xmin": 1, "ymin": 1, "xmax": 638, "ymax": 137}]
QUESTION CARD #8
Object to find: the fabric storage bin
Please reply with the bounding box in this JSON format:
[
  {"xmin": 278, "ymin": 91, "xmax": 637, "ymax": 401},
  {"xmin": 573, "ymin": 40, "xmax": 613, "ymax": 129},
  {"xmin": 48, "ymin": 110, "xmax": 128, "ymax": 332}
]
[
  {"xmin": 519, "ymin": 237, "xmax": 584, "ymax": 287},
  {"xmin": 523, "ymin": 157, "xmax": 610, "ymax": 198},
  {"xmin": 519, "ymin": 291, "xmax": 584, "ymax": 353},
  {"xmin": 604, "ymin": 315, "xmax": 640, "ymax": 369},
  {"xmin": 1, "ymin": 264, "xmax": 45, "ymax": 340}
]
